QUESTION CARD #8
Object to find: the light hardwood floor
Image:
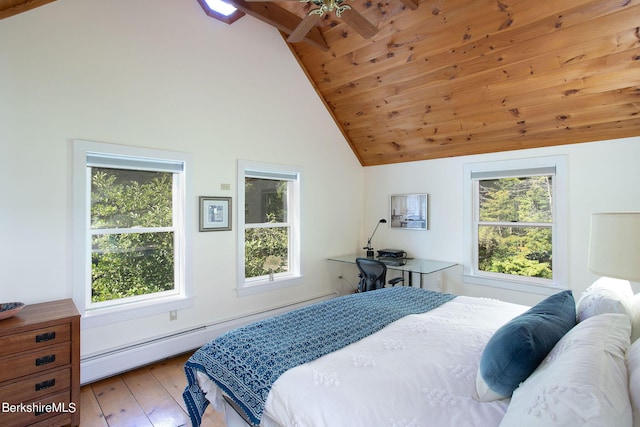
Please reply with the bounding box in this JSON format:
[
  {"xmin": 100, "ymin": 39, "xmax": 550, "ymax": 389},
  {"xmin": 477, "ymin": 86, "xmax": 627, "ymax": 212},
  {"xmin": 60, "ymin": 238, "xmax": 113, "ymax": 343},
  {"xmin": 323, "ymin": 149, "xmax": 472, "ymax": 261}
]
[{"xmin": 80, "ymin": 352, "xmax": 226, "ymax": 427}]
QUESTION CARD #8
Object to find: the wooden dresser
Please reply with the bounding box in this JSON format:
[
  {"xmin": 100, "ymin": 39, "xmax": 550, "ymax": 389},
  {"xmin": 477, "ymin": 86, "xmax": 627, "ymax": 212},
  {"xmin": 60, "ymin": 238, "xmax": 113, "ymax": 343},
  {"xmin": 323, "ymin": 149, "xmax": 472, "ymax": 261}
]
[{"xmin": 0, "ymin": 299, "xmax": 80, "ymax": 426}]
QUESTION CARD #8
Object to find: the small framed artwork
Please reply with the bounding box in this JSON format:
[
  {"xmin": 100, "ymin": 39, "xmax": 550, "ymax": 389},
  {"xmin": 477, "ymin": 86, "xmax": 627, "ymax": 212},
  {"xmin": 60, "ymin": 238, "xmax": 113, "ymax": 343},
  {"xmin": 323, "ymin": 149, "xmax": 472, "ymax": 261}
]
[
  {"xmin": 199, "ymin": 196, "xmax": 232, "ymax": 231},
  {"xmin": 390, "ymin": 193, "xmax": 428, "ymax": 230}
]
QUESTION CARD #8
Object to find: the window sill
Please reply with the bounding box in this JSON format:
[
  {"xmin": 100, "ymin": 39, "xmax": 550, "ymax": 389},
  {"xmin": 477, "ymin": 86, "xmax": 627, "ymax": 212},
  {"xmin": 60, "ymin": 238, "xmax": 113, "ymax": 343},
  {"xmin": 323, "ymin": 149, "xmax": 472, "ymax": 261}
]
[
  {"xmin": 237, "ymin": 275, "xmax": 304, "ymax": 297},
  {"xmin": 79, "ymin": 295, "xmax": 193, "ymax": 329},
  {"xmin": 463, "ymin": 274, "xmax": 565, "ymax": 296}
]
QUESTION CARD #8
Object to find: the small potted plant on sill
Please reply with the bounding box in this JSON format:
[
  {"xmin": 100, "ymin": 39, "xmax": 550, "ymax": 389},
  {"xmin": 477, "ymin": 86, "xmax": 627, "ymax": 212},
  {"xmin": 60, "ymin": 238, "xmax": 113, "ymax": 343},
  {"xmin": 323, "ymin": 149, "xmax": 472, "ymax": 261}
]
[{"xmin": 263, "ymin": 255, "xmax": 282, "ymax": 281}]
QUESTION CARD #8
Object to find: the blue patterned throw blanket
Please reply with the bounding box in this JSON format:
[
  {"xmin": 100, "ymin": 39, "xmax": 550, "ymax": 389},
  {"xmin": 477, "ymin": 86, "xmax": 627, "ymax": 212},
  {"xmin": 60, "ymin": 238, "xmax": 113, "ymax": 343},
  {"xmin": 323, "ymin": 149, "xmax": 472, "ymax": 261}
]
[{"xmin": 183, "ymin": 287, "xmax": 455, "ymax": 426}]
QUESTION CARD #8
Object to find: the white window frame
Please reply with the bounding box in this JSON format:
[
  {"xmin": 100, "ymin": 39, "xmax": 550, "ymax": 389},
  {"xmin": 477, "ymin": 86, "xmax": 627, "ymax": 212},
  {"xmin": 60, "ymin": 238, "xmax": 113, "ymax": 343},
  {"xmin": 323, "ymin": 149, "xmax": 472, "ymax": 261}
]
[
  {"xmin": 72, "ymin": 140, "xmax": 193, "ymax": 329},
  {"xmin": 237, "ymin": 160, "xmax": 302, "ymax": 296},
  {"xmin": 463, "ymin": 156, "xmax": 567, "ymax": 295}
]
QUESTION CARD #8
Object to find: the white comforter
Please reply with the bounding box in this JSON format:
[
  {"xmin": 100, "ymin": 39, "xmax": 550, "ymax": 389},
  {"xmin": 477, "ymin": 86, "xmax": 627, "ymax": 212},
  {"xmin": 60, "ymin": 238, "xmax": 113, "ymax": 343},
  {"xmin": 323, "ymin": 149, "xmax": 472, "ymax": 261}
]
[
  {"xmin": 262, "ymin": 296, "xmax": 528, "ymax": 427},
  {"xmin": 199, "ymin": 295, "xmax": 529, "ymax": 427}
]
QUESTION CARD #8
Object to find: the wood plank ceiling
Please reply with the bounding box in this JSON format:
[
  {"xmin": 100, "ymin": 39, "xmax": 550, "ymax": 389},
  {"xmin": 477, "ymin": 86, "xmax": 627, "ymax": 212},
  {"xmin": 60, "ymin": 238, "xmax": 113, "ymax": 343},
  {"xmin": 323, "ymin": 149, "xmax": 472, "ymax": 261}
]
[
  {"xmin": 230, "ymin": 0, "xmax": 640, "ymax": 166},
  {"xmin": 3, "ymin": 0, "xmax": 639, "ymax": 166}
]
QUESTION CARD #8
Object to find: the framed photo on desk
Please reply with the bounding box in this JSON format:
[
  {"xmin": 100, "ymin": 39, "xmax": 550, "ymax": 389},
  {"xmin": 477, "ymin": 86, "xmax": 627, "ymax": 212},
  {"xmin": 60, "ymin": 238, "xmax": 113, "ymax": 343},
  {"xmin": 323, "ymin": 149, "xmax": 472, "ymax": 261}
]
[{"xmin": 390, "ymin": 193, "xmax": 428, "ymax": 230}]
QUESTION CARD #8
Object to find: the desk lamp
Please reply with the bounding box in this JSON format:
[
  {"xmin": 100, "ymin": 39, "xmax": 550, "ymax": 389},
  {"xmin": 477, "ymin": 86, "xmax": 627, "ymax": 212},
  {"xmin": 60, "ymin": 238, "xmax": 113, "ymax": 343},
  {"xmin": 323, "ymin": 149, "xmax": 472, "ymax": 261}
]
[
  {"xmin": 364, "ymin": 218, "xmax": 386, "ymax": 258},
  {"xmin": 588, "ymin": 212, "xmax": 640, "ymax": 283}
]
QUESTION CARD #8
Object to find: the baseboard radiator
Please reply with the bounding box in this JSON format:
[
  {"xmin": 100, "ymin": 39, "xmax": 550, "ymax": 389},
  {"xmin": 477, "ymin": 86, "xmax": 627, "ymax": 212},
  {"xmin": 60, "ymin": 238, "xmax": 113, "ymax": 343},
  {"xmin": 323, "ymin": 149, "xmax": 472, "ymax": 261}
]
[{"xmin": 80, "ymin": 291, "xmax": 338, "ymax": 384}]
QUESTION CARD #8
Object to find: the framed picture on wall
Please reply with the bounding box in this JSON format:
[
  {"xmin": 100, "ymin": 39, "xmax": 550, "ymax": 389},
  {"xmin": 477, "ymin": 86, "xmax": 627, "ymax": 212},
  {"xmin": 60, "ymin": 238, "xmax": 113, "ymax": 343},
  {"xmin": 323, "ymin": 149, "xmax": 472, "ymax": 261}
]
[
  {"xmin": 390, "ymin": 193, "xmax": 428, "ymax": 230},
  {"xmin": 199, "ymin": 196, "xmax": 232, "ymax": 231}
]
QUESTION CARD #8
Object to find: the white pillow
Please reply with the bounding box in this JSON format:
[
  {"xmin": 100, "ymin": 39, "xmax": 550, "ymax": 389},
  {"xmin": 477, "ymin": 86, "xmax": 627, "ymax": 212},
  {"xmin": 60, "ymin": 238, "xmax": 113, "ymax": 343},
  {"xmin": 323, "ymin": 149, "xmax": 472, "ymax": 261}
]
[
  {"xmin": 627, "ymin": 339, "xmax": 640, "ymax": 427},
  {"xmin": 631, "ymin": 293, "xmax": 640, "ymax": 343},
  {"xmin": 576, "ymin": 277, "xmax": 634, "ymax": 322},
  {"xmin": 500, "ymin": 313, "xmax": 632, "ymax": 427}
]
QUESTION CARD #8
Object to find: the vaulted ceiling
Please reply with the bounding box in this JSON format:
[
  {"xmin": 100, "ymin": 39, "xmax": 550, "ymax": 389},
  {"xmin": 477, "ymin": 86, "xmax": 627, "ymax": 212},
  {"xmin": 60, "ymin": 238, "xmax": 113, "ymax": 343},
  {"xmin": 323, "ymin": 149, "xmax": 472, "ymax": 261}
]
[
  {"xmin": 4, "ymin": 0, "xmax": 640, "ymax": 166},
  {"xmin": 224, "ymin": 0, "xmax": 640, "ymax": 166}
]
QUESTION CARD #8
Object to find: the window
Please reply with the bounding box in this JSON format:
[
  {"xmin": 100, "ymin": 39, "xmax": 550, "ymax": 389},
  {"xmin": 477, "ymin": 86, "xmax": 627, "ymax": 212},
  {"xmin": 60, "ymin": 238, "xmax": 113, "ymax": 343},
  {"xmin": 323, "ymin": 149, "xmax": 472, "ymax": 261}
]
[
  {"xmin": 73, "ymin": 140, "xmax": 192, "ymax": 327},
  {"xmin": 463, "ymin": 156, "xmax": 567, "ymax": 294},
  {"xmin": 237, "ymin": 160, "xmax": 301, "ymax": 296},
  {"xmin": 197, "ymin": 0, "xmax": 244, "ymax": 25}
]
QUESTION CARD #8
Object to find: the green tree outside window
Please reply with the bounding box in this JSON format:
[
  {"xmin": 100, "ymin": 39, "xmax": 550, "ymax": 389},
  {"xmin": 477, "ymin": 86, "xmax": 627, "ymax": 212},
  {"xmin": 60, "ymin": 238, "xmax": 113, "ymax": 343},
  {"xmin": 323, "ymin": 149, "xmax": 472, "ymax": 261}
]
[
  {"xmin": 90, "ymin": 168, "xmax": 175, "ymax": 302},
  {"xmin": 244, "ymin": 178, "xmax": 290, "ymax": 279},
  {"xmin": 477, "ymin": 176, "xmax": 553, "ymax": 279}
]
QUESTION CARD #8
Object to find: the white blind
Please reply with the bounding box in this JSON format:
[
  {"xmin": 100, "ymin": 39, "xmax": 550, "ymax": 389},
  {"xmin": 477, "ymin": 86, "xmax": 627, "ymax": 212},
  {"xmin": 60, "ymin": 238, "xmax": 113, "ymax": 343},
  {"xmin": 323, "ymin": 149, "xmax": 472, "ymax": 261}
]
[
  {"xmin": 87, "ymin": 152, "xmax": 184, "ymax": 173},
  {"xmin": 245, "ymin": 169, "xmax": 298, "ymax": 181},
  {"xmin": 471, "ymin": 166, "xmax": 555, "ymax": 181}
]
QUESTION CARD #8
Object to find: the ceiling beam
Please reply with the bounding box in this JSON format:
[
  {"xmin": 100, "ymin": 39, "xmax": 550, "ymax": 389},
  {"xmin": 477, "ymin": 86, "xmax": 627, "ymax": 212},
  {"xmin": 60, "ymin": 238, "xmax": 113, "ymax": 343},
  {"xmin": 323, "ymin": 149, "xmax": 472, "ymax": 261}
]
[
  {"xmin": 398, "ymin": 0, "xmax": 418, "ymax": 10},
  {"xmin": 228, "ymin": 0, "xmax": 329, "ymax": 51},
  {"xmin": 0, "ymin": 0, "xmax": 56, "ymax": 20},
  {"xmin": 401, "ymin": 0, "xmax": 418, "ymax": 10}
]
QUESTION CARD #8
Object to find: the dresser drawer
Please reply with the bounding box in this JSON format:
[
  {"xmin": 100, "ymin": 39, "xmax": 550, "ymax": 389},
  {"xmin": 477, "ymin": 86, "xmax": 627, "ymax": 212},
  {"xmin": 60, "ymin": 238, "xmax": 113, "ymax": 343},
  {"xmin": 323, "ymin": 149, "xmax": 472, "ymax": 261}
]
[
  {"xmin": 0, "ymin": 367, "xmax": 71, "ymax": 405},
  {"xmin": 0, "ymin": 343, "xmax": 70, "ymax": 383},
  {"xmin": 29, "ymin": 413, "xmax": 74, "ymax": 427},
  {"xmin": 0, "ymin": 323, "xmax": 70, "ymax": 357},
  {"xmin": 0, "ymin": 390, "xmax": 73, "ymax": 427},
  {"xmin": 0, "ymin": 299, "xmax": 80, "ymax": 426}
]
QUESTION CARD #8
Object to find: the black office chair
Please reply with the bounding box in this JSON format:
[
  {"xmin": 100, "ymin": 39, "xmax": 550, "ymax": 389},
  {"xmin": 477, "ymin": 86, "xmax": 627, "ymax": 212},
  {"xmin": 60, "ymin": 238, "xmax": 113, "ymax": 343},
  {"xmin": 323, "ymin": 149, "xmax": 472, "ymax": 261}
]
[{"xmin": 355, "ymin": 257, "xmax": 404, "ymax": 292}]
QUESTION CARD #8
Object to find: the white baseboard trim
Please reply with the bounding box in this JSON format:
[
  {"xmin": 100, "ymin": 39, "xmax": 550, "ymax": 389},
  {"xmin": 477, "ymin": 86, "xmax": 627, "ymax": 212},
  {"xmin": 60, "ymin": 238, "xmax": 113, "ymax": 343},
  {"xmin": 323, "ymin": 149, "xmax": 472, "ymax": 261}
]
[{"xmin": 80, "ymin": 291, "xmax": 338, "ymax": 384}]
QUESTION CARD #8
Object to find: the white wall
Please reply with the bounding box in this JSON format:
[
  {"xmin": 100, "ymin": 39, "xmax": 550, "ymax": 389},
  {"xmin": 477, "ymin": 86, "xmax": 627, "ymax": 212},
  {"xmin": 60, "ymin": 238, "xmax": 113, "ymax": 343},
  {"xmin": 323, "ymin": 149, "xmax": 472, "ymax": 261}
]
[
  {"xmin": 2, "ymin": 0, "xmax": 638, "ymax": 372},
  {"xmin": 363, "ymin": 137, "xmax": 640, "ymax": 306},
  {"xmin": 0, "ymin": 0, "xmax": 363, "ymax": 359}
]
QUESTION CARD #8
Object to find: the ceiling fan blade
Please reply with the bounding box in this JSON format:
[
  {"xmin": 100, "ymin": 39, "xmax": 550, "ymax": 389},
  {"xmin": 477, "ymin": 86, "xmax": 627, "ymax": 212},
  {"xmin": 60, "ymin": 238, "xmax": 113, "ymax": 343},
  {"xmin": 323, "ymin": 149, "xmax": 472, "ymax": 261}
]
[
  {"xmin": 340, "ymin": 8, "xmax": 377, "ymax": 39},
  {"xmin": 287, "ymin": 13, "xmax": 323, "ymax": 43}
]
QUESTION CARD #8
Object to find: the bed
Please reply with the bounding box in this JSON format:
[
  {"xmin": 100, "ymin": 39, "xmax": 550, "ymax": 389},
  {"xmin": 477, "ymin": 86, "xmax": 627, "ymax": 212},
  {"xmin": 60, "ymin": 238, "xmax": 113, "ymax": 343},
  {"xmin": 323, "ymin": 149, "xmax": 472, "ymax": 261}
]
[{"xmin": 184, "ymin": 279, "xmax": 640, "ymax": 427}]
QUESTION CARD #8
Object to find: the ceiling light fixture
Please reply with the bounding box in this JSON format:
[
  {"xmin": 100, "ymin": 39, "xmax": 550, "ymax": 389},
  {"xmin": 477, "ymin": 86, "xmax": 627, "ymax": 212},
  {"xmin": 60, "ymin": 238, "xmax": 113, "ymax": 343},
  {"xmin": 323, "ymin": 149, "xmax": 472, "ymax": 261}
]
[
  {"xmin": 306, "ymin": 0, "xmax": 351, "ymax": 18},
  {"xmin": 246, "ymin": 0, "xmax": 378, "ymax": 44}
]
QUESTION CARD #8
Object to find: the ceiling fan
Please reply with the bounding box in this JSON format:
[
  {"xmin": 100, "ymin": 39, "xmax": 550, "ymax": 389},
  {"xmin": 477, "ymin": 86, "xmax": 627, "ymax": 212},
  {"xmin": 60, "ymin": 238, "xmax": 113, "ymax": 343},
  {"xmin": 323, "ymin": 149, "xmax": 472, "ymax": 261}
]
[{"xmin": 248, "ymin": 0, "xmax": 378, "ymax": 43}]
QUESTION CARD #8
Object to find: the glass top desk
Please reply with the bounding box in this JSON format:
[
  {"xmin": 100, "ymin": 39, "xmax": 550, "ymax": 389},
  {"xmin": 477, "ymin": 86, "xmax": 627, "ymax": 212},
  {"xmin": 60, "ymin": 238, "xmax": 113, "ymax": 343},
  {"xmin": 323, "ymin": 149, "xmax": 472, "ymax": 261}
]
[{"xmin": 328, "ymin": 255, "xmax": 457, "ymax": 289}]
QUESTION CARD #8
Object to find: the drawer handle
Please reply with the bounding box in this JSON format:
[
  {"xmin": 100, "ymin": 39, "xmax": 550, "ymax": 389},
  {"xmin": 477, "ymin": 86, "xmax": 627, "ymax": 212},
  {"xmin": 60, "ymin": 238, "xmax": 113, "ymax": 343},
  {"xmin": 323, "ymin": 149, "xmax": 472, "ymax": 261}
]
[
  {"xmin": 35, "ymin": 331, "xmax": 56, "ymax": 343},
  {"xmin": 35, "ymin": 378, "xmax": 56, "ymax": 391},
  {"xmin": 35, "ymin": 354, "xmax": 56, "ymax": 366}
]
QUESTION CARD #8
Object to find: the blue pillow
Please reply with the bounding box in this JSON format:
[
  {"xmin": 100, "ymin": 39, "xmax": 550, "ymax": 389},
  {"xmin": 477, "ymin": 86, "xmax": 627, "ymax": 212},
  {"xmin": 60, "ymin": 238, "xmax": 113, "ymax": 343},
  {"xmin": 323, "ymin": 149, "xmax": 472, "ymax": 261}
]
[{"xmin": 475, "ymin": 290, "xmax": 576, "ymax": 401}]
